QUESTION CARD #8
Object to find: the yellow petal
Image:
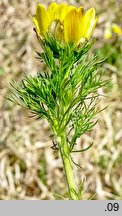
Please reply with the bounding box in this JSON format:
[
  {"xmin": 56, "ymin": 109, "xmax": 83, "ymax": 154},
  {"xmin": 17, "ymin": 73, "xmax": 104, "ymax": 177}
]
[
  {"xmin": 83, "ymin": 7, "xmax": 97, "ymax": 39},
  {"xmin": 63, "ymin": 8, "xmax": 84, "ymax": 44},
  {"xmin": 31, "ymin": 16, "xmax": 40, "ymax": 34},
  {"xmin": 78, "ymin": 6, "xmax": 84, "ymax": 13},
  {"xmin": 47, "ymin": 2, "xmax": 58, "ymax": 22},
  {"xmin": 68, "ymin": 5, "xmax": 76, "ymax": 12},
  {"xmin": 67, "ymin": 6, "xmax": 84, "ymax": 14},
  {"xmin": 53, "ymin": 3, "xmax": 68, "ymax": 21},
  {"xmin": 36, "ymin": 4, "xmax": 49, "ymax": 36}
]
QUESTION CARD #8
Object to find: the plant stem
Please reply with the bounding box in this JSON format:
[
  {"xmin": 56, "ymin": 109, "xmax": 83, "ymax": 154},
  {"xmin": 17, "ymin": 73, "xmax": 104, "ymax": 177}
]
[{"xmin": 58, "ymin": 134, "xmax": 79, "ymax": 200}]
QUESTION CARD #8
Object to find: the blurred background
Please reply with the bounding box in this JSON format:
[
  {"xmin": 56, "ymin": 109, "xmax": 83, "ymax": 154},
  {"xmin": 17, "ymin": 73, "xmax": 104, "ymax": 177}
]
[{"xmin": 0, "ymin": 0, "xmax": 122, "ymax": 200}]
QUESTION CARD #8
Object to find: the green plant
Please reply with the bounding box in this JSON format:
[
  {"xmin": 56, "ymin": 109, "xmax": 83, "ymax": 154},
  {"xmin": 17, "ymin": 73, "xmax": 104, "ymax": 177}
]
[{"xmin": 8, "ymin": 3, "xmax": 107, "ymax": 200}]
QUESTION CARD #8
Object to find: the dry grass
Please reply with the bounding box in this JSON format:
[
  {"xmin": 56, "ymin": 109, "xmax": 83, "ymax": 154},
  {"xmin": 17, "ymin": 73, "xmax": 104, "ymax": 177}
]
[{"xmin": 0, "ymin": 0, "xmax": 122, "ymax": 200}]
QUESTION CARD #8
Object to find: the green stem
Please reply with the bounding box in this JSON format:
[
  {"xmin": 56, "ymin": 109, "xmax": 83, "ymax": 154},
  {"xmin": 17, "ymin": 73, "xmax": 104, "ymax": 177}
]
[{"xmin": 58, "ymin": 134, "xmax": 79, "ymax": 200}]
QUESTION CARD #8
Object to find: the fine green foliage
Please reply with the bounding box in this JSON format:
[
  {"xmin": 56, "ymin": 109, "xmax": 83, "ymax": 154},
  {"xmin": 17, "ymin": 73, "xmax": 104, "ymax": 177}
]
[
  {"xmin": 7, "ymin": 37, "xmax": 106, "ymax": 200},
  {"xmin": 9, "ymin": 38, "xmax": 106, "ymax": 152},
  {"xmin": 8, "ymin": 36, "xmax": 108, "ymax": 200}
]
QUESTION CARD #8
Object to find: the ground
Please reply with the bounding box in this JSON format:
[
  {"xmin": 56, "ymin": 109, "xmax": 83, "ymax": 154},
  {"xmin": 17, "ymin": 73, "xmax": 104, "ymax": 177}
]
[{"xmin": 0, "ymin": 0, "xmax": 122, "ymax": 200}]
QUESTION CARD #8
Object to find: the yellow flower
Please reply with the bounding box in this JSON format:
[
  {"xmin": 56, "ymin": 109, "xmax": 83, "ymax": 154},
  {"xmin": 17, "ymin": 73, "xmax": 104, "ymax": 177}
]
[
  {"xmin": 104, "ymin": 23, "xmax": 122, "ymax": 40},
  {"xmin": 32, "ymin": 2, "xmax": 97, "ymax": 44},
  {"xmin": 104, "ymin": 29, "xmax": 112, "ymax": 40},
  {"xmin": 112, "ymin": 23, "xmax": 122, "ymax": 35}
]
